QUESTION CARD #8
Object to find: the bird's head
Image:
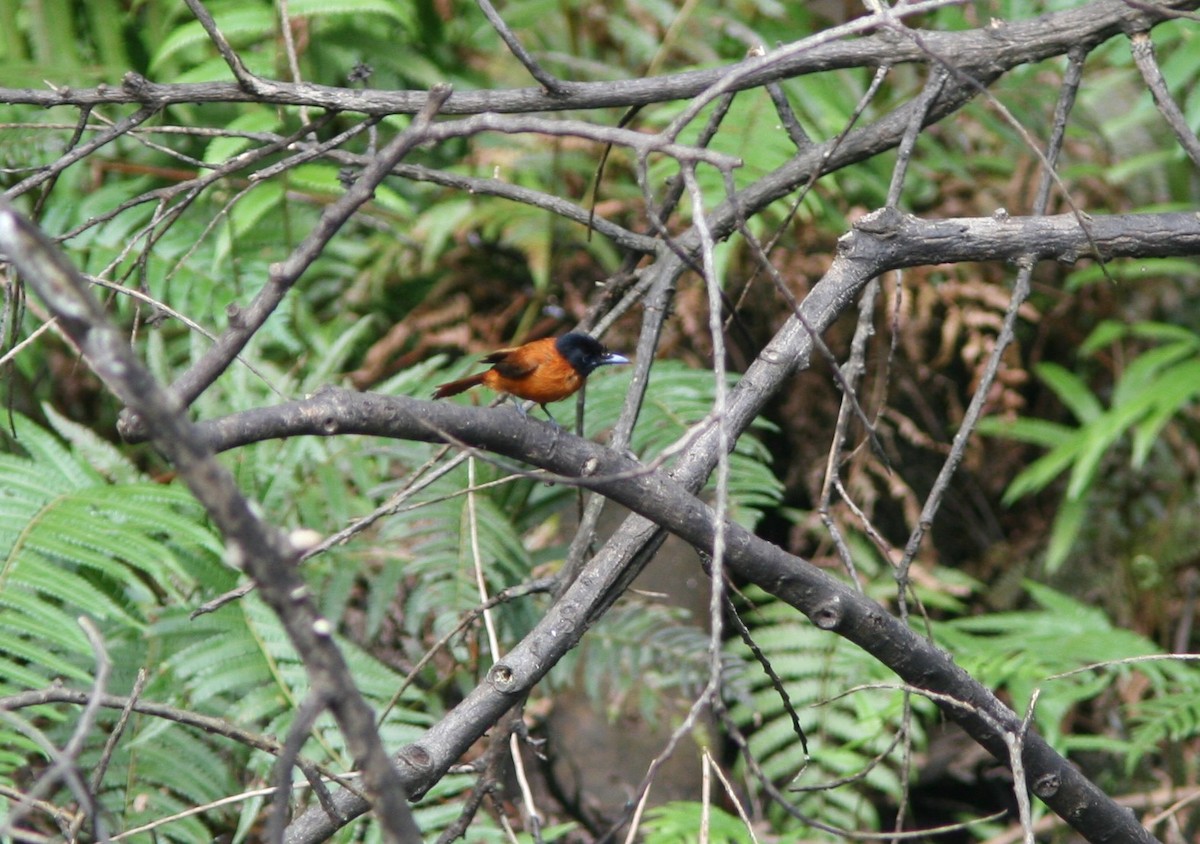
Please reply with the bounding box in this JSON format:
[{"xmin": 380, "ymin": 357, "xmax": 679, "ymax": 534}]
[{"xmin": 555, "ymin": 332, "xmax": 630, "ymax": 376}]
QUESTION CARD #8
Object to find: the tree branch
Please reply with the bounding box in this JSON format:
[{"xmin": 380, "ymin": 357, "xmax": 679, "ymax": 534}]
[
  {"xmin": 197, "ymin": 386, "xmax": 1159, "ymax": 844},
  {"xmin": 0, "ymin": 200, "xmax": 424, "ymax": 844},
  {"xmin": 263, "ymin": 205, "xmax": 1198, "ymax": 841},
  {"xmin": 0, "ymin": 0, "xmax": 1190, "ymax": 115}
]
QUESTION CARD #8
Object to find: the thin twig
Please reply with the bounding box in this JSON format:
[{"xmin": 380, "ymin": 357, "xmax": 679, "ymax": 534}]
[
  {"xmin": 68, "ymin": 668, "xmax": 148, "ymax": 843},
  {"xmin": 562, "ymin": 89, "xmax": 736, "ymax": 596},
  {"xmin": 276, "ymin": 0, "xmax": 311, "ymax": 126},
  {"xmin": 268, "ymin": 693, "xmax": 329, "ymax": 844},
  {"xmin": 1129, "ymin": 31, "xmax": 1200, "ymax": 169},
  {"xmin": 377, "ymin": 578, "xmax": 555, "ymax": 728},
  {"xmin": 160, "ymin": 85, "xmax": 453, "ymax": 414},
  {"xmin": 182, "ymin": 0, "xmax": 262, "ymax": 91},
  {"xmin": 1004, "ymin": 689, "xmax": 1040, "ymax": 844},
  {"xmin": 895, "ymin": 48, "xmax": 1087, "ymax": 575},
  {"xmin": 725, "ymin": 593, "xmax": 808, "ymax": 755},
  {"xmin": 683, "ymin": 160, "xmax": 731, "ymax": 700},
  {"xmin": 434, "ymin": 710, "xmax": 523, "ymax": 843},
  {"xmin": 3, "ymin": 106, "xmax": 159, "ymax": 201},
  {"xmin": 467, "ymin": 457, "xmax": 543, "ymax": 839},
  {"xmin": 475, "ymin": 0, "xmax": 565, "ymax": 93},
  {"xmin": 0, "ymin": 619, "xmax": 112, "ymax": 842}
]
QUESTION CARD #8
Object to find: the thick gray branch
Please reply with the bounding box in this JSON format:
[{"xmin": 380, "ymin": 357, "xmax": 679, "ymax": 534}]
[
  {"xmin": 275, "ymin": 206, "xmax": 1194, "ymax": 841},
  {"xmin": 197, "ymin": 388, "xmax": 1158, "ymax": 844},
  {"xmin": 0, "ymin": 0, "xmax": 1190, "ymax": 115},
  {"xmin": 845, "ymin": 207, "xmax": 1200, "ymax": 268}
]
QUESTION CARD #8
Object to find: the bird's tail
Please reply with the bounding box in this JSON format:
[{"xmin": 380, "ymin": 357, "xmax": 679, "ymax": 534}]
[{"xmin": 432, "ymin": 372, "xmax": 487, "ymax": 399}]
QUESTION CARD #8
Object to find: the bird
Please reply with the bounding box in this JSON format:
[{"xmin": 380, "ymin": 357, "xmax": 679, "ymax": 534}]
[{"xmin": 432, "ymin": 332, "xmax": 630, "ymax": 424}]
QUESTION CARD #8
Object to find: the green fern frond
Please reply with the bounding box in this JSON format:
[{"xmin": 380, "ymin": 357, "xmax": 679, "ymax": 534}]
[
  {"xmin": 628, "ymin": 362, "xmax": 782, "ymax": 528},
  {"xmin": 1127, "ymin": 688, "xmax": 1200, "ymax": 771},
  {"xmin": 41, "ymin": 404, "xmax": 142, "ymax": 484},
  {"xmin": 2, "ymin": 410, "xmax": 104, "ymax": 488},
  {"xmin": 938, "ymin": 581, "xmax": 1198, "ymax": 750},
  {"xmin": 551, "ymin": 602, "xmax": 710, "ymax": 720},
  {"xmin": 724, "ymin": 588, "xmax": 922, "ymax": 834},
  {"xmin": 642, "ymin": 800, "xmax": 756, "ymax": 844},
  {"xmin": 100, "ymin": 729, "xmax": 243, "ymax": 843},
  {"xmin": 0, "ymin": 413, "xmax": 258, "ymax": 841}
]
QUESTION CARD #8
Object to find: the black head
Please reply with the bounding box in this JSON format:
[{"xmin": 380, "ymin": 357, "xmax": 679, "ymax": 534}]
[{"xmin": 555, "ymin": 332, "xmax": 630, "ymax": 376}]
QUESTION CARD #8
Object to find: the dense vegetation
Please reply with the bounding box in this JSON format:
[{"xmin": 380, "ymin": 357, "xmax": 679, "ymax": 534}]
[{"xmin": 1, "ymin": 0, "xmax": 1199, "ymax": 842}]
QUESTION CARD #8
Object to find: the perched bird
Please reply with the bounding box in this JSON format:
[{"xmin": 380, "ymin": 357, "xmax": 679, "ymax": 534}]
[{"xmin": 432, "ymin": 332, "xmax": 630, "ymax": 423}]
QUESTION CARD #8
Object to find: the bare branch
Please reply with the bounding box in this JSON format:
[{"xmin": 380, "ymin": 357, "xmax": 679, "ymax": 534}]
[
  {"xmin": 119, "ymin": 84, "xmax": 454, "ymax": 437},
  {"xmin": 475, "ymin": 0, "xmax": 566, "ymax": 93},
  {"xmin": 1129, "ymin": 30, "xmax": 1200, "ymax": 169},
  {"xmin": 181, "ymin": 0, "xmax": 263, "ymax": 92},
  {"xmin": 197, "ymin": 384, "xmax": 1159, "ymax": 844},
  {"xmin": 0, "ymin": 200, "xmax": 423, "ymax": 844},
  {"xmin": 0, "ymin": 0, "xmax": 1189, "ymax": 115},
  {"xmin": 3, "ymin": 106, "xmax": 159, "ymax": 201}
]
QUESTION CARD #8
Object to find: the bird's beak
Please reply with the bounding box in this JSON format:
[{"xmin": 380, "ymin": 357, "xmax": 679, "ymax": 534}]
[{"xmin": 600, "ymin": 352, "xmax": 630, "ymax": 366}]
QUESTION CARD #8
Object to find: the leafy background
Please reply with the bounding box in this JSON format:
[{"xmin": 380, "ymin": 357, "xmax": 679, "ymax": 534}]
[{"xmin": 2, "ymin": 0, "xmax": 1200, "ymax": 841}]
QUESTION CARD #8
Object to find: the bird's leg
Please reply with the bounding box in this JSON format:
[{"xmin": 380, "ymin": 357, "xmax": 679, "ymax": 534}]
[
  {"xmin": 506, "ymin": 395, "xmax": 529, "ymax": 417},
  {"xmin": 539, "ymin": 404, "xmax": 563, "ymax": 428},
  {"xmin": 505, "ymin": 395, "xmax": 560, "ymax": 427}
]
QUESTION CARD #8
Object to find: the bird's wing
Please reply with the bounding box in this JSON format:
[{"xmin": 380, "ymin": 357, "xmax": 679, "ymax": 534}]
[{"xmin": 490, "ymin": 353, "xmax": 539, "ymax": 379}]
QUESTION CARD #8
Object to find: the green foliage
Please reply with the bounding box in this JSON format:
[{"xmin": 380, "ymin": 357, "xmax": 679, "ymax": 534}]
[
  {"xmin": 641, "ymin": 800, "xmax": 756, "ymax": 844},
  {"xmin": 724, "ymin": 588, "xmax": 926, "ymax": 836},
  {"xmin": 937, "ymin": 581, "xmax": 1200, "ymax": 767},
  {"xmin": 4, "ymin": 0, "xmax": 1199, "ymax": 838},
  {"xmin": 979, "ymin": 320, "xmax": 1200, "ymax": 572},
  {"xmin": 1073, "ymin": 20, "xmax": 1200, "ymax": 209},
  {"xmin": 1126, "ymin": 684, "xmax": 1200, "ymax": 772},
  {"xmin": 0, "ymin": 411, "xmax": 243, "ymax": 841},
  {"xmin": 549, "ymin": 603, "xmax": 712, "ymax": 721},
  {"xmin": 151, "ymin": 0, "xmax": 417, "ymax": 83},
  {"xmin": 0, "ymin": 0, "xmax": 140, "ymax": 85},
  {"xmin": 0, "ymin": 412, "xmax": 219, "ymax": 693},
  {"xmin": 634, "ymin": 362, "xmax": 783, "ymax": 528},
  {"xmin": 0, "ymin": 408, "xmax": 451, "ymax": 841}
]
